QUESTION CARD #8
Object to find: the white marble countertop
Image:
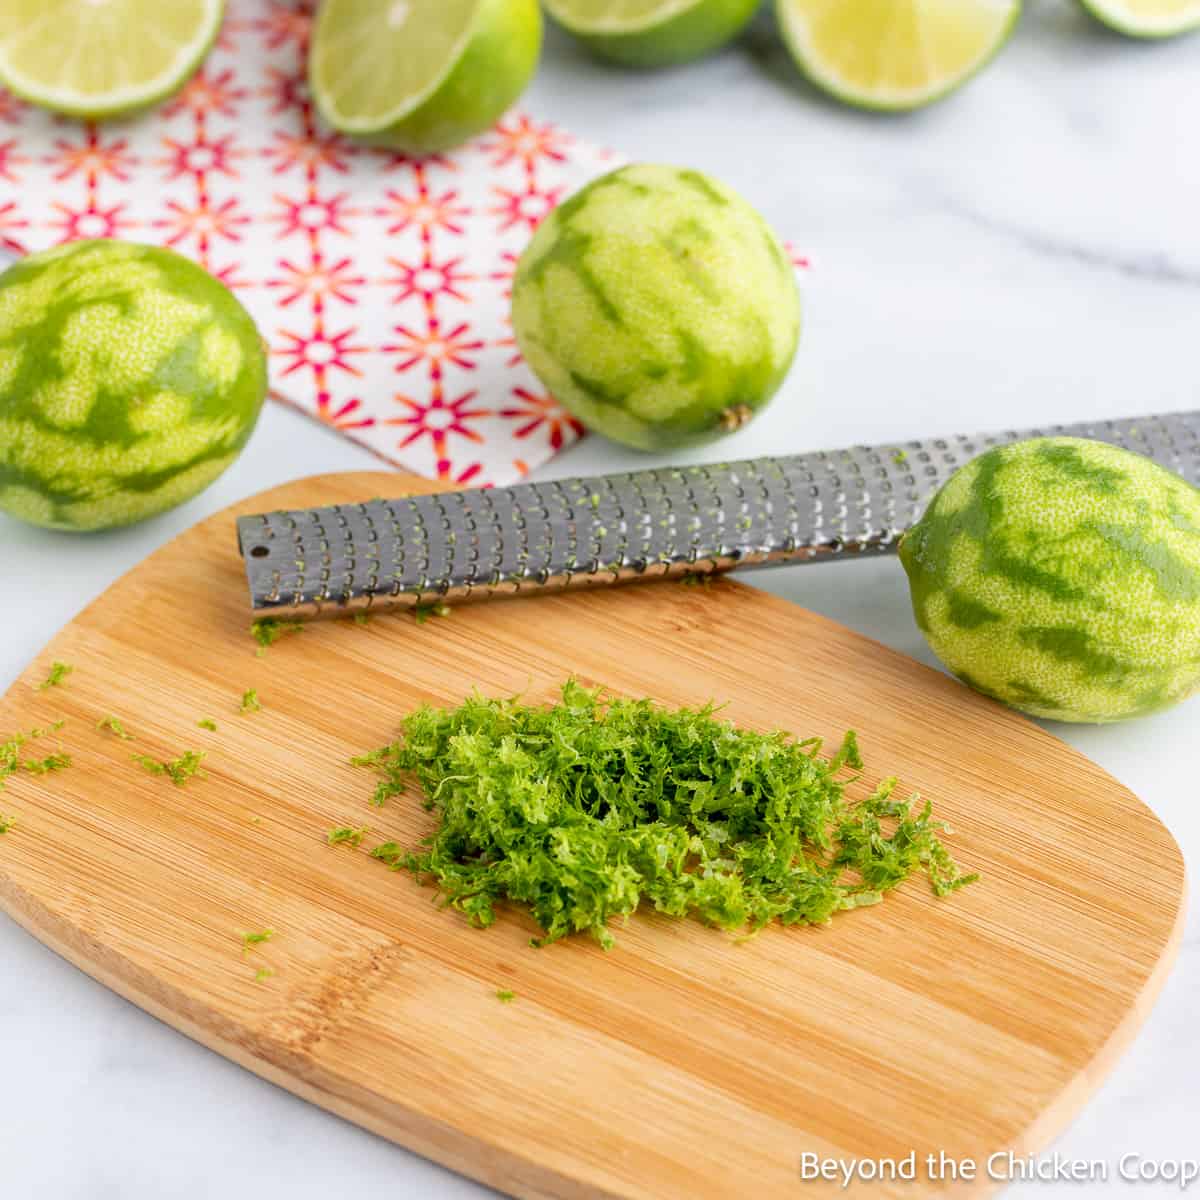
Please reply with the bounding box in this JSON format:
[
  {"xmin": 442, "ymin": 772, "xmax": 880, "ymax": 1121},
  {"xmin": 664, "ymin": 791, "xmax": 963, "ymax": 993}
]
[{"xmin": 2, "ymin": 7, "xmax": 1198, "ymax": 1197}]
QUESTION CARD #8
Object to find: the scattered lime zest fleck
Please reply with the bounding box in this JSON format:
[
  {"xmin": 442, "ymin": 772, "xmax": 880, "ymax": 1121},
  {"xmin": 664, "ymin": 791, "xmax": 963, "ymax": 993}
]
[
  {"xmin": 37, "ymin": 661, "xmax": 72, "ymax": 690},
  {"xmin": 21, "ymin": 752, "xmax": 71, "ymax": 775},
  {"xmin": 413, "ymin": 602, "xmax": 451, "ymax": 625},
  {"xmin": 327, "ymin": 825, "xmax": 370, "ymax": 847},
  {"xmin": 352, "ymin": 612, "xmax": 370, "ymax": 626},
  {"xmin": 891, "ymin": 448, "xmax": 909, "ymax": 465},
  {"xmin": 495, "ymin": 989, "xmax": 516, "ymax": 1003},
  {"xmin": 681, "ymin": 573, "xmax": 713, "ymax": 589},
  {"xmin": 239, "ymin": 928, "xmax": 275, "ymax": 956},
  {"xmin": 2, "ymin": 722, "xmax": 67, "ymax": 789},
  {"xmin": 133, "ymin": 749, "xmax": 206, "ymax": 787},
  {"xmin": 254, "ymin": 967, "xmax": 274, "ymax": 983},
  {"xmin": 251, "ymin": 619, "xmax": 303, "ymax": 655},
  {"xmin": 96, "ymin": 715, "xmax": 133, "ymax": 740},
  {"xmin": 0, "ymin": 813, "xmax": 15, "ymax": 834},
  {"xmin": 354, "ymin": 681, "xmax": 976, "ymax": 949},
  {"xmin": 240, "ymin": 689, "xmax": 261, "ymax": 714},
  {"xmin": 197, "ymin": 718, "xmax": 218, "ymax": 732}
]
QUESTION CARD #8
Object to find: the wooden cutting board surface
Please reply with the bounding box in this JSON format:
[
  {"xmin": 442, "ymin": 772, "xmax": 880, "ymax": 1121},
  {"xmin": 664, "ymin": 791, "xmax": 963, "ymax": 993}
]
[{"xmin": 0, "ymin": 471, "xmax": 1186, "ymax": 1199}]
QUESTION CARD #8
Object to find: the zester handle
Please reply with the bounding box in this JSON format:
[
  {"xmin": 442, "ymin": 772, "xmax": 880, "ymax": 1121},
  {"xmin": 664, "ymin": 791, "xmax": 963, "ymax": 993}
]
[{"xmin": 238, "ymin": 410, "xmax": 1200, "ymax": 619}]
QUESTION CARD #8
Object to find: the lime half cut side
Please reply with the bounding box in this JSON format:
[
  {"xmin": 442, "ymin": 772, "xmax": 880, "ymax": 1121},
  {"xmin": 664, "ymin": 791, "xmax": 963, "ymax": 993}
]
[
  {"xmin": 0, "ymin": 0, "xmax": 224, "ymax": 118},
  {"xmin": 775, "ymin": 0, "xmax": 1020, "ymax": 112},
  {"xmin": 309, "ymin": 0, "xmax": 543, "ymax": 152},
  {"xmin": 542, "ymin": 0, "xmax": 760, "ymax": 66},
  {"xmin": 1078, "ymin": 0, "xmax": 1200, "ymax": 37}
]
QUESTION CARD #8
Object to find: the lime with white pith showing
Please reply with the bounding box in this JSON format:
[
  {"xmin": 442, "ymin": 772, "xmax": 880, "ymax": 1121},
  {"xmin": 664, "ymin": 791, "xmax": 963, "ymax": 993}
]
[
  {"xmin": 511, "ymin": 164, "xmax": 801, "ymax": 453},
  {"xmin": 0, "ymin": 0, "xmax": 224, "ymax": 118},
  {"xmin": 775, "ymin": 0, "xmax": 1020, "ymax": 112},
  {"xmin": 900, "ymin": 437, "xmax": 1200, "ymax": 724},
  {"xmin": 1076, "ymin": 0, "xmax": 1200, "ymax": 37},
  {"xmin": 310, "ymin": 0, "xmax": 543, "ymax": 153},
  {"xmin": 0, "ymin": 240, "xmax": 267, "ymax": 532},
  {"xmin": 543, "ymin": 0, "xmax": 760, "ymax": 67}
]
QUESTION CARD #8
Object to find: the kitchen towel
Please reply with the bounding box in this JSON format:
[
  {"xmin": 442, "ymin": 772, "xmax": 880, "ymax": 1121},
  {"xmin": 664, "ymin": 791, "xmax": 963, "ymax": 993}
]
[{"xmin": 0, "ymin": 0, "xmax": 624, "ymax": 487}]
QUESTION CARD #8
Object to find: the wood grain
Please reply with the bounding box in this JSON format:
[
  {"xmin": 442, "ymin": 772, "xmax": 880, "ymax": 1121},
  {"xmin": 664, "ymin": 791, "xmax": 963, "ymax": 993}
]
[{"xmin": 0, "ymin": 471, "xmax": 1185, "ymax": 1199}]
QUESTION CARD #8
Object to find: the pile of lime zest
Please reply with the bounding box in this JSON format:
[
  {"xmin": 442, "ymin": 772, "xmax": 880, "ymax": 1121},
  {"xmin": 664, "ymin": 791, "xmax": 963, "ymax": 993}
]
[
  {"xmin": 254, "ymin": 967, "xmax": 274, "ymax": 983},
  {"xmin": 197, "ymin": 718, "xmax": 218, "ymax": 732},
  {"xmin": 36, "ymin": 661, "xmax": 73, "ymax": 690},
  {"xmin": 21, "ymin": 752, "xmax": 71, "ymax": 775},
  {"xmin": 239, "ymin": 690, "xmax": 261, "ymax": 714},
  {"xmin": 327, "ymin": 825, "xmax": 370, "ymax": 847},
  {"xmin": 96, "ymin": 715, "xmax": 134, "ymax": 740},
  {"xmin": 133, "ymin": 749, "xmax": 207, "ymax": 787},
  {"xmin": 495, "ymin": 989, "xmax": 516, "ymax": 1004},
  {"xmin": 353, "ymin": 681, "xmax": 977, "ymax": 949},
  {"xmin": 250, "ymin": 619, "xmax": 303, "ymax": 654},
  {"xmin": 413, "ymin": 602, "xmax": 452, "ymax": 625},
  {"xmin": 2, "ymin": 720, "xmax": 67, "ymax": 789},
  {"xmin": 0, "ymin": 813, "xmax": 15, "ymax": 834}
]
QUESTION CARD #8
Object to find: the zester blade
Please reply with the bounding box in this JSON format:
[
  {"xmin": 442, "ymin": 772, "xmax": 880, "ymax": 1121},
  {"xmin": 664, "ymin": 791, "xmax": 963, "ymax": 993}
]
[{"xmin": 238, "ymin": 410, "xmax": 1200, "ymax": 620}]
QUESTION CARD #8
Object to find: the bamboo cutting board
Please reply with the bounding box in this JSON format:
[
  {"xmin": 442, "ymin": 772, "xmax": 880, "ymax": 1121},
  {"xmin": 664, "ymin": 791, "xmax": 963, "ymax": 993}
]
[{"xmin": 0, "ymin": 471, "xmax": 1186, "ymax": 1200}]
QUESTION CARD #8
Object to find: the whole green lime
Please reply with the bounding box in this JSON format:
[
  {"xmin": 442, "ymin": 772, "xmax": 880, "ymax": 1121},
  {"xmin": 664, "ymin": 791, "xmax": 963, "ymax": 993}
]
[
  {"xmin": 899, "ymin": 437, "xmax": 1200, "ymax": 724},
  {"xmin": 0, "ymin": 240, "xmax": 267, "ymax": 532},
  {"xmin": 543, "ymin": 0, "xmax": 761, "ymax": 68},
  {"xmin": 511, "ymin": 164, "xmax": 801, "ymax": 452}
]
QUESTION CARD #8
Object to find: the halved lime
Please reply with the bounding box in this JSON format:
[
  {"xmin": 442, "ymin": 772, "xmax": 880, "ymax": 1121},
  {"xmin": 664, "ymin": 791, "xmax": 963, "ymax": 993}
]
[
  {"xmin": 0, "ymin": 0, "xmax": 224, "ymax": 118},
  {"xmin": 1077, "ymin": 0, "xmax": 1200, "ymax": 36},
  {"xmin": 775, "ymin": 0, "xmax": 1020, "ymax": 112},
  {"xmin": 310, "ymin": 0, "xmax": 542, "ymax": 153},
  {"xmin": 543, "ymin": 0, "xmax": 760, "ymax": 66}
]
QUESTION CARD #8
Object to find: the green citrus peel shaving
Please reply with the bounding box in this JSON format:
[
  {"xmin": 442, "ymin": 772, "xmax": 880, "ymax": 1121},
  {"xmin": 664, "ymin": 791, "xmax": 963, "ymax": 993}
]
[
  {"xmin": 2, "ymin": 721, "xmax": 67, "ymax": 789},
  {"xmin": 250, "ymin": 619, "xmax": 303, "ymax": 654},
  {"xmin": 133, "ymin": 749, "xmax": 206, "ymax": 787},
  {"xmin": 413, "ymin": 603, "xmax": 452, "ymax": 625},
  {"xmin": 327, "ymin": 825, "xmax": 370, "ymax": 847},
  {"xmin": 353, "ymin": 681, "xmax": 977, "ymax": 949},
  {"xmin": 36, "ymin": 661, "xmax": 73, "ymax": 690},
  {"xmin": 240, "ymin": 928, "xmax": 275, "ymax": 955},
  {"xmin": 20, "ymin": 752, "xmax": 71, "ymax": 775},
  {"xmin": 240, "ymin": 689, "xmax": 261, "ymax": 714},
  {"xmin": 97, "ymin": 715, "xmax": 134, "ymax": 740}
]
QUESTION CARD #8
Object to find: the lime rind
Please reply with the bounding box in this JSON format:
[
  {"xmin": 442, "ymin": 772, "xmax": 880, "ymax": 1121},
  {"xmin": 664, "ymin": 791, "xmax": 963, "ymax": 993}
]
[
  {"xmin": 1076, "ymin": 0, "xmax": 1200, "ymax": 37},
  {"xmin": 543, "ymin": 0, "xmax": 705, "ymax": 35},
  {"xmin": 0, "ymin": 0, "xmax": 225, "ymax": 118},
  {"xmin": 544, "ymin": 0, "xmax": 759, "ymax": 66},
  {"xmin": 310, "ymin": 0, "xmax": 542, "ymax": 151},
  {"xmin": 775, "ymin": 0, "xmax": 1021, "ymax": 113}
]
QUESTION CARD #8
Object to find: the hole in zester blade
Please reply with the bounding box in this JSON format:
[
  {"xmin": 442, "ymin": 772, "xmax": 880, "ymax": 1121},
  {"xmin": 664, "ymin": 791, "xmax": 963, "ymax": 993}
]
[{"xmin": 249, "ymin": 545, "xmax": 270, "ymax": 558}]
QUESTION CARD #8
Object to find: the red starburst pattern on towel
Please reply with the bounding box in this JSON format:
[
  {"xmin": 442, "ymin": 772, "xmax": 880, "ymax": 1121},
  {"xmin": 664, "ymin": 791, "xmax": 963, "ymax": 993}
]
[
  {"xmin": 0, "ymin": 0, "xmax": 806, "ymax": 485},
  {"xmin": 501, "ymin": 387, "xmax": 585, "ymax": 453}
]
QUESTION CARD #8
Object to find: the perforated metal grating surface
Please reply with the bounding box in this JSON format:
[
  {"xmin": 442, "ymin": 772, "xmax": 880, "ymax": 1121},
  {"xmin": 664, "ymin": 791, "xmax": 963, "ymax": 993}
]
[{"xmin": 238, "ymin": 411, "xmax": 1200, "ymax": 619}]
